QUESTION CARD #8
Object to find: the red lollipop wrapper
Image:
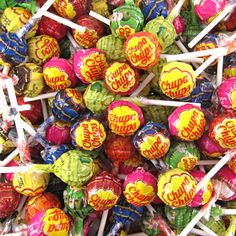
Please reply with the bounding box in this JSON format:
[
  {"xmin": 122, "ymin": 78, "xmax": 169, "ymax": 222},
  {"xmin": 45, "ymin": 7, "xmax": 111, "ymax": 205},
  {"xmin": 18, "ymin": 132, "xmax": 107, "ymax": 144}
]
[
  {"xmin": 209, "ymin": 112, "xmax": 236, "ymax": 149},
  {"xmin": 0, "ymin": 183, "xmax": 21, "ymax": 219},
  {"xmin": 124, "ymin": 32, "xmax": 161, "ymax": 70},
  {"xmin": 107, "ymin": 100, "xmax": 145, "ymax": 136},
  {"xmin": 73, "ymin": 48, "xmax": 107, "ymax": 84},
  {"xmin": 43, "ymin": 57, "xmax": 77, "ymax": 91},
  {"xmin": 104, "ymin": 62, "xmax": 139, "ymax": 95},
  {"xmin": 168, "ymin": 104, "xmax": 206, "ymax": 141},
  {"xmin": 73, "ymin": 15, "xmax": 105, "ymax": 48},
  {"xmin": 217, "ymin": 8, "xmax": 236, "ymax": 31},
  {"xmin": 123, "ymin": 168, "xmax": 157, "ymax": 206},
  {"xmin": 85, "ymin": 171, "xmax": 122, "ymax": 211},
  {"xmin": 46, "ymin": 121, "xmax": 72, "ymax": 145},
  {"xmin": 38, "ymin": 16, "xmax": 68, "ymax": 41},
  {"xmin": 4, "ymin": 159, "xmax": 20, "ymax": 182}
]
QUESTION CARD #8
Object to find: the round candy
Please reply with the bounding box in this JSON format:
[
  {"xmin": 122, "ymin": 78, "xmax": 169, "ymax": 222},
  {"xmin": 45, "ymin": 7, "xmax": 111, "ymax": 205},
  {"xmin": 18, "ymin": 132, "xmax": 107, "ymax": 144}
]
[
  {"xmin": 157, "ymin": 168, "xmax": 197, "ymax": 207},
  {"xmin": 0, "ymin": 182, "xmax": 21, "ymax": 219},
  {"xmin": 107, "ymin": 100, "xmax": 144, "ymax": 136},
  {"xmin": 73, "ymin": 15, "xmax": 105, "ymax": 48},
  {"xmin": 120, "ymin": 154, "xmax": 144, "ymax": 175},
  {"xmin": 71, "ymin": 115, "xmax": 106, "ymax": 151},
  {"xmin": 52, "ymin": 88, "xmax": 85, "ymax": 122},
  {"xmin": 159, "ymin": 62, "xmax": 196, "ymax": 99},
  {"xmin": 164, "ymin": 142, "xmax": 200, "ymax": 171},
  {"xmin": 38, "ymin": 16, "xmax": 68, "ymax": 41},
  {"xmin": 209, "ymin": 112, "xmax": 236, "ymax": 149},
  {"xmin": 85, "ymin": 171, "xmax": 121, "ymax": 211},
  {"xmin": 133, "ymin": 121, "xmax": 170, "ymax": 160},
  {"xmin": 46, "ymin": 121, "xmax": 72, "ymax": 145},
  {"xmin": 25, "ymin": 192, "xmax": 62, "ymax": 222},
  {"xmin": 104, "ymin": 62, "xmax": 139, "ymax": 95},
  {"xmin": 13, "ymin": 172, "xmax": 50, "ymax": 197},
  {"xmin": 110, "ymin": 0, "xmax": 144, "ymax": 39},
  {"xmin": 168, "ymin": 104, "xmax": 206, "ymax": 141},
  {"xmin": 124, "ymin": 32, "xmax": 161, "ymax": 70},
  {"xmin": 43, "ymin": 57, "xmax": 77, "ymax": 90},
  {"xmin": 228, "ymin": 155, "xmax": 236, "ymax": 174},
  {"xmin": 189, "ymin": 170, "xmax": 213, "ymax": 207},
  {"xmin": 12, "ymin": 63, "xmax": 45, "ymax": 97},
  {"xmin": 123, "ymin": 168, "xmax": 157, "ymax": 206},
  {"xmin": 73, "ymin": 48, "xmax": 107, "ymax": 84},
  {"xmin": 217, "ymin": 77, "xmax": 236, "ymax": 110},
  {"xmin": 28, "ymin": 208, "xmax": 70, "ymax": 236},
  {"xmin": 28, "ymin": 35, "xmax": 60, "ymax": 65}
]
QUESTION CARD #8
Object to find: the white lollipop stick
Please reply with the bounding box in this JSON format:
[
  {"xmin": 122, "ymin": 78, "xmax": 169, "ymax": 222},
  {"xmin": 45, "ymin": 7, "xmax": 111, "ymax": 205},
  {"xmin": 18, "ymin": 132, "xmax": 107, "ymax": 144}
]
[
  {"xmin": 161, "ymin": 54, "xmax": 204, "ymax": 63},
  {"xmin": 146, "ymin": 204, "xmax": 156, "ymax": 217},
  {"xmin": 2, "ymin": 66, "xmax": 10, "ymax": 75},
  {"xmin": 67, "ymin": 32, "xmax": 82, "ymax": 50},
  {"xmin": 190, "ymin": 228, "xmax": 213, "ymax": 236},
  {"xmin": 0, "ymin": 149, "xmax": 19, "ymax": 167},
  {"xmin": 97, "ymin": 209, "xmax": 109, "ymax": 236},
  {"xmin": 216, "ymin": 56, "xmax": 224, "ymax": 87},
  {"xmin": 40, "ymin": 99, "xmax": 48, "ymax": 120},
  {"xmin": 89, "ymin": 11, "xmax": 110, "ymax": 25},
  {"xmin": 221, "ymin": 209, "xmax": 236, "ymax": 215},
  {"xmin": 19, "ymin": 119, "xmax": 37, "ymax": 137},
  {"xmin": 197, "ymin": 160, "xmax": 219, "ymax": 165},
  {"xmin": 197, "ymin": 222, "xmax": 217, "ymax": 236},
  {"xmin": 24, "ymin": 92, "xmax": 57, "ymax": 102},
  {"xmin": 0, "ymin": 165, "xmax": 31, "ymax": 173},
  {"xmin": 0, "ymin": 81, "xmax": 9, "ymax": 115},
  {"xmin": 188, "ymin": 4, "xmax": 234, "ymax": 48}
]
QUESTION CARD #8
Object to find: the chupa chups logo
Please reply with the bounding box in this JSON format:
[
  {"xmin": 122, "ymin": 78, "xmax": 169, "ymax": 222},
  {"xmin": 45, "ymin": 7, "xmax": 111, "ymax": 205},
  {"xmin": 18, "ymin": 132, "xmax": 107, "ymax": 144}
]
[
  {"xmin": 74, "ymin": 29, "xmax": 98, "ymax": 48},
  {"xmin": 177, "ymin": 156, "xmax": 198, "ymax": 171},
  {"xmin": 66, "ymin": 88, "xmax": 83, "ymax": 105},
  {"xmin": 11, "ymin": 7, "xmax": 31, "ymax": 24},
  {"xmin": 116, "ymin": 25, "xmax": 135, "ymax": 38},
  {"xmin": 228, "ymin": 156, "xmax": 236, "ymax": 172},
  {"xmin": 54, "ymin": 0, "xmax": 76, "ymax": 19}
]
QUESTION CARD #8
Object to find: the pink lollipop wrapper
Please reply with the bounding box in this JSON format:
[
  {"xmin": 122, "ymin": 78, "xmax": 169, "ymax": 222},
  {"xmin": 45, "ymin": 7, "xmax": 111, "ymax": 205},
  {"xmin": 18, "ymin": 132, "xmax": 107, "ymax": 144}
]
[
  {"xmin": 194, "ymin": 0, "xmax": 227, "ymax": 22},
  {"xmin": 28, "ymin": 211, "xmax": 45, "ymax": 236},
  {"xmin": 43, "ymin": 57, "xmax": 77, "ymax": 90},
  {"xmin": 173, "ymin": 16, "xmax": 186, "ymax": 34},
  {"xmin": 217, "ymin": 77, "xmax": 236, "ymax": 111},
  {"xmin": 73, "ymin": 48, "xmax": 107, "ymax": 84},
  {"xmin": 4, "ymin": 160, "xmax": 19, "ymax": 182},
  {"xmin": 123, "ymin": 167, "xmax": 157, "ymax": 206}
]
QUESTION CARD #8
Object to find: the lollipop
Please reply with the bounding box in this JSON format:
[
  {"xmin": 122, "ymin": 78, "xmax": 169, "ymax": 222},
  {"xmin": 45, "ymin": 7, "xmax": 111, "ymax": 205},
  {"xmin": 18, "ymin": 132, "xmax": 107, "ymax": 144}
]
[
  {"xmin": 123, "ymin": 168, "xmax": 157, "ymax": 206},
  {"xmin": 228, "ymin": 155, "xmax": 236, "ymax": 174},
  {"xmin": 168, "ymin": 104, "xmax": 206, "ymax": 141},
  {"xmin": 157, "ymin": 168, "xmax": 197, "ymax": 207}
]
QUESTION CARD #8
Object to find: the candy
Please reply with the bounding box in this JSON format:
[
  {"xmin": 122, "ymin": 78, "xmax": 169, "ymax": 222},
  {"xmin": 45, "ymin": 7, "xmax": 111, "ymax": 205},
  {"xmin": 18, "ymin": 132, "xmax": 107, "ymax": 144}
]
[
  {"xmin": 107, "ymin": 100, "xmax": 144, "ymax": 136},
  {"xmin": 164, "ymin": 142, "xmax": 200, "ymax": 171},
  {"xmin": 228, "ymin": 155, "xmax": 236, "ymax": 174},
  {"xmin": 168, "ymin": 104, "xmax": 206, "ymax": 141},
  {"xmin": 104, "ymin": 62, "xmax": 139, "ymax": 95},
  {"xmin": 124, "ymin": 32, "xmax": 161, "ymax": 70},
  {"xmin": 133, "ymin": 121, "xmax": 170, "ymax": 160},
  {"xmin": 91, "ymin": 0, "xmax": 110, "ymax": 17},
  {"xmin": 73, "ymin": 48, "xmax": 107, "ymax": 84},
  {"xmin": 157, "ymin": 168, "xmax": 197, "ymax": 207},
  {"xmin": 43, "ymin": 57, "xmax": 77, "ymax": 90}
]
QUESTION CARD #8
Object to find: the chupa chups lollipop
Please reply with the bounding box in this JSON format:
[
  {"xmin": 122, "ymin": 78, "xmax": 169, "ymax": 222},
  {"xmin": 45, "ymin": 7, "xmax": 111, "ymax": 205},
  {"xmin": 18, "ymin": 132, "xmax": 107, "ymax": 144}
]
[
  {"xmin": 228, "ymin": 155, "xmax": 236, "ymax": 174},
  {"xmin": 43, "ymin": 57, "xmax": 77, "ymax": 90},
  {"xmin": 123, "ymin": 31, "xmax": 161, "ymax": 70},
  {"xmin": 73, "ymin": 15, "xmax": 105, "ymax": 48},
  {"xmin": 25, "ymin": 192, "xmax": 62, "ymax": 222},
  {"xmin": 28, "ymin": 208, "xmax": 70, "ymax": 236},
  {"xmin": 104, "ymin": 62, "xmax": 139, "ymax": 95},
  {"xmin": 123, "ymin": 167, "xmax": 157, "ymax": 206},
  {"xmin": 90, "ymin": 0, "xmax": 110, "ymax": 18},
  {"xmin": 158, "ymin": 168, "xmax": 197, "ymax": 207},
  {"xmin": 217, "ymin": 77, "xmax": 236, "ymax": 110},
  {"xmin": 52, "ymin": 88, "xmax": 85, "ymax": 122},
  {"xmin": 38, "ymin": 16, "xmax": 68, "ymax": 41},
  {"xmin": 217, "ymin": 7, "xmax": 236, "ymax": 31},
  {"xmin": 133, "ymin": 121, "xmax": 170, "ymax": 160},
  {"xmin": 28, "ymin": 35, "xmax": 60, "ymax": 66},
  {"xmin": 11, "ymin": 63, "xmax": 45, "ymax": 97},
  {"xmin": 108, "ymin": 0, "xmax": 125, "ymax": 8},
  {"xmin": 168, "ymin": 104, "xmax": 206, "ymax": 141},
  {"xmin": 13, "ymin": 171, "xmax": 50, "ymax": 196},
  {"xmin": 188, "ymin": 170, "xmax": 213, "ymax": 207},
  {"xmin": 107, "ymin": 100, "xmax": 144, "ymax": 136},
  {"xmin": 164, "ymin": 142, "xmax": 200, "ymax": 172},
  {"xmin": 73, "ymin": 48, "xmax": 107, "ymax": 84},
  {"xmin": 0, "ymin": 182, "xmax": 21, "ymax": 219},
  {"xmin": 71, "ymin": 114, "xmax": 106, "ymax": 151},
  {"xmin": 0, "ymin": 0, "xmax": 36, "ymax": 12},
  {"xmin": 208, "ymin": 112, "xmax": 236, "ymax": 149},
  {"xmin": 53, "ymin": 0, "xmax": 88, "ymax": 20}
]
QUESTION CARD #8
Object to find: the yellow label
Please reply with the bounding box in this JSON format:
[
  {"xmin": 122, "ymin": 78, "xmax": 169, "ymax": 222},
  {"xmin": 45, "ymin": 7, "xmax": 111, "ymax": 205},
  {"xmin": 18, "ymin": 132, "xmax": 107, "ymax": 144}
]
[
  {"xmin": 108, "ymin": 106, "xmax": 141, "ymax": 136},
  {"xmin": 44, "ymin": 67, "xmax": 70, "ymax": 91},
  {"xmin": 81, "ymin": 52, "xmax": 107, "ymax": 83},
  {"xmin": 53, "ymin": 0, "xmax": 76, "ymax": 19},
  {"xmin": 230, "ymin": 90, "xmax": 236, "ymax": 110},
  {"xmin": 202, "ymin": 181, "xmax": 213, "ymax": 205},
  {"xmin": 74, "ymin": 29, "xmax": 99, "ymax": 48},
  {"xmin": 194, "ymin": 41, "xmax": 217, "ymax": 62},
  {"xmin": 228, "ymin": 156, "xmax": 236, "ymax": 174},
  {"xmin": 125, "ymin": 36, "xmax": 156, "ymax": 68},
  {"xmin": 177, "ymin": 156, "xmax": 198, "ymax": 171},
  {"xmin": 88, "ymin": 189, "xmax": 118, "ymax": 211},
  {"xmin": 176, "ymin": 109, "xmax": 206, "ymax": 141},
  {"xmin": 158, "ymin": 170, "xmax": 196, "ymax": 207},
  {"xmin": 138, "ymin": 133, "xmax": 170, "ymax": 159},
  {"xmin": 215, "ymin": 119, "xmax": 236, "ymax": 148},
  {"xmin": 105, "ymin": 62, "xmax": 136, "ymax": 93},
  {"xmin": 66, "ymin": 89, "xmax": 84, "ymax": 106},
  {"xmin": 160, "ymin": 63, "xmax": 195, "ymax": 99},
  {"xmin": 116, "ymin": 25, "xmax": 135, "ymax": 38},
  {"xmin": 123, "ymin": 181, "xmax": 155, "ymax": 206},
  {"xmin": 43, "ymin": 208, "xmax": 70, "ymax": 236},
  {"xmin": 74, "ymin": 119, "xmax": 106, "ymax": 150}
]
